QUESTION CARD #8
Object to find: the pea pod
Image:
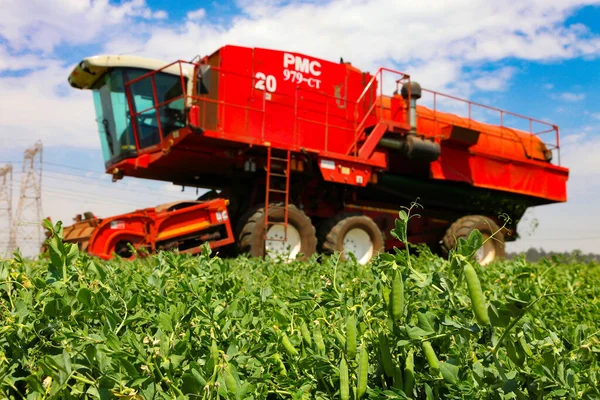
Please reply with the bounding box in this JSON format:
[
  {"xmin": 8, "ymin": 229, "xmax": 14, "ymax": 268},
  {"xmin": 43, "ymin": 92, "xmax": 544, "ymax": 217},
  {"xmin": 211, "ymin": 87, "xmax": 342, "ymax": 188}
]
[
  {"xmin": 223, "ymin": 363, "xmax": 238, "ymax": 396},
  {"xmin": 392, "ymin": 361, "xmax": 403, "ymax": 390},
  {"xmin": 391, "ymin": 270, "xmax": 404, "ymax": 322},
  {"xmin": 273, "ymin": 353, "xmax": 287, "ymax": 376},
  {"xmin": 211, "ymin": 339, "xmax": 219, "ymax": 365},
  {"xmin": 464, "ymin": 262, "xmax": 491, "ymax": 326},
  {"xmin": 382, "ymin": 286, "xmax": 391, "ymax": 308},
  {"xmin": 313, "ymin": 325, "xmax": 326, "ymax": 353},
  {"xmin": 519, "ymin": 335, "xmax": 533, "ymax": 357},
  {"xmin": 378, "ymin": 332, "xmax": 394, "ymax": 378},
  {"xmin": 281, "ymin": 333, "xmax": 299, "ymax": 357},
  {"xmin": 356, "ymin": 344, "xmax": 368, "ymax": 399},
  {"xmin": 300, "ymin": 322, "xmax": 312, "ymax": 348},
  {"xmin": 339, "ymin": 356, "xmax": 349, "ymax": 400},
  {"xmin": 346, "ymin": 315, "xmax": 357, "ymax": 359},
  {"xmin": 422, "ymin": 341, "xmax": 440, "ymax": 374},
  {"xmin": 404, "ymin": 349, "xmax": 414, "ymax": 397},
  {"xmin": 335, "ymin": 330, "xmax": 346, "ymax": 349}
]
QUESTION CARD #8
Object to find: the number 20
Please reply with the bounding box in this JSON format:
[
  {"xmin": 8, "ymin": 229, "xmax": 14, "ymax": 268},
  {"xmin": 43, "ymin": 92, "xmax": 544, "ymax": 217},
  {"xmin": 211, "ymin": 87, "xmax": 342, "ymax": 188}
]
[{"xmin": 255, "ymin": 72, "xmax": 277, "ymax": 92}]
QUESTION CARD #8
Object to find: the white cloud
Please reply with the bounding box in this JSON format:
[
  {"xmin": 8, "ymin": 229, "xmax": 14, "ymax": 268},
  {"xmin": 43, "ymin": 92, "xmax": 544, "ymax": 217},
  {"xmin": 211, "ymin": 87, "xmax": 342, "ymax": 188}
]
[
  {"xmin": 104, "ymin": 0, "xmax": 600, "ymax": 75},
  {"xmin": 560, "ymin": 130, "xmax": 600, "ymax": 178},
  {"xmin": 0, "ymin": 61, "xmax": 99, "ymax": 149},
  {"xmin": 152, "ymin": 10, "xmax": 169, "ymax": 20},
  {"xmin": 559, "ymin": 92, "xmax": 586, "ymax": 101},
  {"xmin": 0, "ymin": 0, "xmax": 167, "ymax": 54},
  {"xmin": 506, "ymin": 129, "xmax": 600, "ymax": 254},
  {"xmin": 591, "ymin": 112, "xmax": 600, "ymax": 119},
  {"xmin": 473, "ymin": 67, "xmax": 517, "ymax": 91},
  {"xmin": 0, "ymin": 46, "xmax": 50, "ymax": 71},
  {"xmin": 186, "ymin": 8, "xmax": 207, "ymax": 21}
]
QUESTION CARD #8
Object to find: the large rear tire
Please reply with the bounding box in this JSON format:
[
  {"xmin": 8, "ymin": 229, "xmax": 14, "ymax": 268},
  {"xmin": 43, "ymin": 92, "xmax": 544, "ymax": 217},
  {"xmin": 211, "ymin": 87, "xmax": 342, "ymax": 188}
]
[
  {"xmin": 321, "ymin": 213, "xmax": 385, "ymax": 265},
  {"xmin": 442, "ymin": 215, "xmax": 505, "ymax": 266},
  {"xmin": 238, "ymin": 204, "xmax": 317, "ymax": 261}
]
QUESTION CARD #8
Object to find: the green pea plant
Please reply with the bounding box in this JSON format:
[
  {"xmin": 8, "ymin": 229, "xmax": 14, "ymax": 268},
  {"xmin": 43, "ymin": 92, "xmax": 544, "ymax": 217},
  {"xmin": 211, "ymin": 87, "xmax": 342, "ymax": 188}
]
[{"xmin": 0, "ymin": 212, "xmax": 598, "ymax": 399}]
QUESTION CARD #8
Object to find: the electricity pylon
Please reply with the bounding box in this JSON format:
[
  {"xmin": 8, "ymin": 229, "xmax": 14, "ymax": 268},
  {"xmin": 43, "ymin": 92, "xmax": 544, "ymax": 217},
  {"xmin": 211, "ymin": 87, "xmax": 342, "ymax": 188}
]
[
  {"xmin": 13, "ymin": 141, "xmax": 44, "ymax": 257},
  {"xmin": 0, "ymin": 163, "xmax": 13, "ymax": 256}
]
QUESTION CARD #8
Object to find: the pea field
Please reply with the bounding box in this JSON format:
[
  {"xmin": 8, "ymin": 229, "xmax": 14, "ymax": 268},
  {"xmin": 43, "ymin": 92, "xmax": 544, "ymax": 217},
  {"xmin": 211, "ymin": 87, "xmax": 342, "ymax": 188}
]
[{"xmin": 1, "ymin": 214, "xmax": 599, "ymax": 399}]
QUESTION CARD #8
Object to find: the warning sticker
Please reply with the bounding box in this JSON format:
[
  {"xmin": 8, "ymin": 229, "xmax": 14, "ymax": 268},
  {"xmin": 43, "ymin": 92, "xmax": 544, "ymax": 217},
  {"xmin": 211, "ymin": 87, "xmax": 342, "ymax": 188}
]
[{"xmin": 320, "ymin": 159, "xmax": 336, "ymax": 170}]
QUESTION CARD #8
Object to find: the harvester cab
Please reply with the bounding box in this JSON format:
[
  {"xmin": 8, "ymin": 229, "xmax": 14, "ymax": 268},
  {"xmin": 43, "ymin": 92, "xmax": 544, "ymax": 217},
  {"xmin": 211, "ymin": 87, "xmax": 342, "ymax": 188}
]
[{"xmin": 68, "ymin": 55, "xmax": 195, "ymax": 171}]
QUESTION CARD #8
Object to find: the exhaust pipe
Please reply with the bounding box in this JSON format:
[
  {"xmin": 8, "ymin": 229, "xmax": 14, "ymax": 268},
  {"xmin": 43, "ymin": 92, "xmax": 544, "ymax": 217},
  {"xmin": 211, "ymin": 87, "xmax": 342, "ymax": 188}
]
[{"xmin": 401, "ymin": 81, "xmax": 422, "ymax": 134}]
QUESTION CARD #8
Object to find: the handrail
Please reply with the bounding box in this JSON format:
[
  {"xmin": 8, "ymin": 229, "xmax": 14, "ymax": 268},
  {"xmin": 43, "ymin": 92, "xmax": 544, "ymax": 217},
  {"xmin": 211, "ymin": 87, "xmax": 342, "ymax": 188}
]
[
  {"xmin": 419, "ymin": 88, "xmax": 560, "ymax": 165},
  {"xmin": 349, "ymin": 67, "xmax": 411, "ymax": 156},
  {"xmin": 353, "ymin": 69, "xmax": 381, "ymax": 113},
  {"xmin": 120, "ymin": 58, "xmax": 560, "ymax": 166},
  {"xmin": 421, "ymin": 88, "xmax": 558, "ymax": 129}
]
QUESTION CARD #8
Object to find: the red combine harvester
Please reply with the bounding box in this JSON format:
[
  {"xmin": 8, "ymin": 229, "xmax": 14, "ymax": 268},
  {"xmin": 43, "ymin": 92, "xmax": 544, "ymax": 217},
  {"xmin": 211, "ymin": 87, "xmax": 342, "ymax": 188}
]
[{"xmin": 62, "ymin": 45, "xmax": 568, "ymax": 265}]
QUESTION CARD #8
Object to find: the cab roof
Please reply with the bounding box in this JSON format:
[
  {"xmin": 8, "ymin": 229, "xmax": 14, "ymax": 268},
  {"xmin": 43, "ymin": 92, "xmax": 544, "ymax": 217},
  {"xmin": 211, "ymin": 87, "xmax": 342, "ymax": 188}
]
[{"xmin": 68, "ymin": 54, "xmax": 192, "ymax": 90}]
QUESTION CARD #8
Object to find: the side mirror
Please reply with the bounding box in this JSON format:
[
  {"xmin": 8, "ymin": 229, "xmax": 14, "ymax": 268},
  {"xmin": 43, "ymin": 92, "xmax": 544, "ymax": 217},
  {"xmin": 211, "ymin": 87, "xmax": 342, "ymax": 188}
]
[{"xmin": 196, "ymin": 65, "xmax": 211, "ymax": 95}]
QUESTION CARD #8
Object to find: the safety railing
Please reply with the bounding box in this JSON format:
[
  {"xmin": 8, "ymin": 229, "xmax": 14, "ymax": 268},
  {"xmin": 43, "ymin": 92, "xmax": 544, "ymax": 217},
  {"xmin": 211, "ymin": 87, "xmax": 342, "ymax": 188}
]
[
  {"xmin": 123, "ymin": 59, "xmax": 412, "ymax": 160},
  {"xmin": 122, "ymin": 59, "xmax": 560, "ymax": 166},
  {"xmin": 346, "ymin": 68, "xmax": 411, "ymax": 156},
  {"xmin": 419, "ymin": 88, "xmax": 561, "ymax": 165}
]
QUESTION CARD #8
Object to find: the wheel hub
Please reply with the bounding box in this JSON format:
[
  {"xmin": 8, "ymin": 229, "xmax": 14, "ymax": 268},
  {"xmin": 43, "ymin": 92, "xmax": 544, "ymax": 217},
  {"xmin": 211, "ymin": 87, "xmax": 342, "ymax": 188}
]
[
  {"xmin": 342, "ymin": 228, "xmax": 374, "ymax": 265},
  {"xmin": 265, "ymin": 223, "xmax": 302, "ymax": 261},
  {"xmin": 475, "ymin": 233, "xmax": 496, "ymax": 266}
]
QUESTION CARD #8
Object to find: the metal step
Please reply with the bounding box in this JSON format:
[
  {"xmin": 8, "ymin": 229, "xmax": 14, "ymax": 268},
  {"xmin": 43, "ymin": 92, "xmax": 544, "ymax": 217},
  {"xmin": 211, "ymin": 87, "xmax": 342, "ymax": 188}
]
[{"xmin": 269, "ymin": 172, "xmax": 287, "ymax": 178}]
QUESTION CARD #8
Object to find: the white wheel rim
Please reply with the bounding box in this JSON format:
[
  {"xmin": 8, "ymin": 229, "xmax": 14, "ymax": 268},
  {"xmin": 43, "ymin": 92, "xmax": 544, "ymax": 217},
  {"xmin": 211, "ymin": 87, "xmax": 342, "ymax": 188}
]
[
  {"xmin": 475, "ymin": 234, "xmax": 496, "ymax": 266},
  {"xmin": 342, "ymin": 228, "xmax": 374, "ymax": 265},
  {"xmin": 265, "ymin": 223, "xmax": 302, "ymax": 261}
]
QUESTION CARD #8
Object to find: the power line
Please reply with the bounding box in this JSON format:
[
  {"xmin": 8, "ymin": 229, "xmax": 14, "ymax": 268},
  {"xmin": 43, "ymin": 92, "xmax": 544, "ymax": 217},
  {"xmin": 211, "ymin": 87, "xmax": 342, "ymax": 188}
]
[
  {"xmin": 38, "ymin": 160, "xmax": 197, "ymax": 198},
  {"xmin": 10, "ymin": 176, "xmax": 191, "ymax": 207},
  {"xmin": 38, "ymin": 170, "xmax": 189, "ymax": 199}
]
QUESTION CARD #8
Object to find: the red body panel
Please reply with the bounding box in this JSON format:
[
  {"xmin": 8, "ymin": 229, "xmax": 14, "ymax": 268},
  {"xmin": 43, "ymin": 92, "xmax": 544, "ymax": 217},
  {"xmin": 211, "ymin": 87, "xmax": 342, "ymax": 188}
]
[
  {"xmin": 85, "ymin": 199, "xmax": 234, "ymax": 260},
  {"xmin": 206, "ymin": 46, "xmax": 376, "ymax": 153}
]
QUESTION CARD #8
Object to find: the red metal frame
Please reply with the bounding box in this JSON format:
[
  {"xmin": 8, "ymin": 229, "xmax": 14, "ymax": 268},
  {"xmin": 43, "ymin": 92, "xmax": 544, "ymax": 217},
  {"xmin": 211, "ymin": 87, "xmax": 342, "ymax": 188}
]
[
  {"xmin": 112, "ymin": 46, "xmax": 566, "ymax": 205},
  {"xmin": 84, "ymin": 198, "xmax": 234, "ymax": 260}
]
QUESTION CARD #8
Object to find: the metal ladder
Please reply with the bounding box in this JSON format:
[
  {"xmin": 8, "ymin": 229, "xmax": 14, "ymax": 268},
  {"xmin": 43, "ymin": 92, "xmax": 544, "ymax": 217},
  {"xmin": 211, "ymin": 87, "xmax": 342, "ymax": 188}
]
[{"xmin": 264, "ymin": 147, "xmax": 291, "ymax": 243}]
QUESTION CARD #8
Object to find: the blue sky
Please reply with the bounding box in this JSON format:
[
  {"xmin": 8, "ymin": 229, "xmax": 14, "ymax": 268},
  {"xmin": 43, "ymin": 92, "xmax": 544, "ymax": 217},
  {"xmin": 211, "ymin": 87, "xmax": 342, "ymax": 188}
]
[{"xmin": 1, "ymin": 0, "xmax": 600, "ymax": 256}]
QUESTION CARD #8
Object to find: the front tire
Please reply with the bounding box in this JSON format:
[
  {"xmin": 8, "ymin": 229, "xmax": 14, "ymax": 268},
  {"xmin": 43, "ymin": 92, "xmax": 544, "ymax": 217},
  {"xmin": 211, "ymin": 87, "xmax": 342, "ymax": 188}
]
[
  {"xmin": 442, "ymin": 215, "xmax": 505, "ymax": 266},
  {"xmin": 238, "ymin": 204, "xmax": 317, "ymax": 261},
  {"xmin": 321, "ymin": 213, "xmax": 385, "ymax": 265}
]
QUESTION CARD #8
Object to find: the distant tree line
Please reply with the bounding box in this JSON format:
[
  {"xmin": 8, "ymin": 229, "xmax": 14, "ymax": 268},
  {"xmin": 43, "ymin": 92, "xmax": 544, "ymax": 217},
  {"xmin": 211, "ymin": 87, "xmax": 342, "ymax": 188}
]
[{"xmin": 506, "ymin": 248, "xmax": 600, "ymax": 264}]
